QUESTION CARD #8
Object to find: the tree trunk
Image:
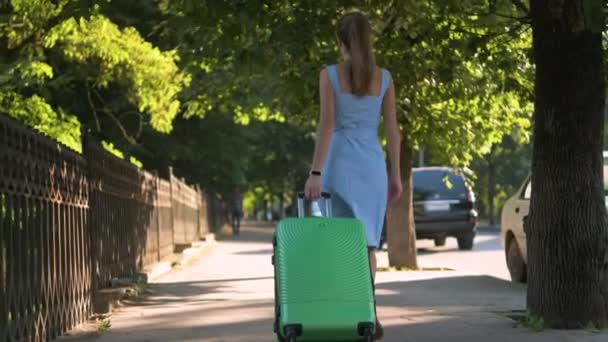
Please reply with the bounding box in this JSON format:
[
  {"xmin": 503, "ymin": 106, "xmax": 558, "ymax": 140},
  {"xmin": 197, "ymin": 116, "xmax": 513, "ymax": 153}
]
[
  {"xmin": 488, "ymin": 144, "xmax": 495, "ymax": 226},
  {"xmin": 528, "ymin": 0, "xmax": 608, "ymax": 328},
  {"xmin": 387, "ymin": 135, "xmax": 418, "ymax": 269}
]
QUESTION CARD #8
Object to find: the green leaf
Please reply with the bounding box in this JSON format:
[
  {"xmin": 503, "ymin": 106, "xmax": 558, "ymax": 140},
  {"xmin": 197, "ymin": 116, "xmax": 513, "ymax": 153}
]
[
  {"xmin": 47, "ymin": 15, "xmax": 187, "ymax": 133},
  {"xmin": 584, "ymin": 0, "xmax": 606, "ymax": 33}
]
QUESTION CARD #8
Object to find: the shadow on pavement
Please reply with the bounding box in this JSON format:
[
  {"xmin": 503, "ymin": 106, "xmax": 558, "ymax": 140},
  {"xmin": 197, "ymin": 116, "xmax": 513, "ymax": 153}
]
[
  {"xmin": 76, "ymin": 269, "xmax": 608, "ymax": 342},
  {"xmin": 216, "ymin": 221, "xmax": 275, "ymax": 244},
  {"xmin": 375, "ymin": 275, "xmax": 525, "ymax": 309},
  {"xmin": 119, "ymin": 276, "xmax": 274, "ymax": 309},
  {"xmin": 87, "ymin": 275, "xmax": 532, "ymax": 342},
  {"xmin": 73, "ymin": 221, "xmax": 576, "ymax": 342}
]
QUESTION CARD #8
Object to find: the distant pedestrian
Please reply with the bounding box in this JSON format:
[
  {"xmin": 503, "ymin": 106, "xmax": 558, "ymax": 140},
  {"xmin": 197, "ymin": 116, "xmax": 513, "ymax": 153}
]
[{"xmin": 231, "ymin": 187, "xmax": 244, "ymax": 235}]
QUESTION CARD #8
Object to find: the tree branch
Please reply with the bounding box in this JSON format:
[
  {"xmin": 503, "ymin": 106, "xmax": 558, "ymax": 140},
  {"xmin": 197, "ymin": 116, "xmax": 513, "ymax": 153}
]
[
  {"xmin": 462, "ymin": 10, "xmax": 531, "ymax": 24},
  {"xmin": 85, "ymin": 82, "xmax": 101, "ymax": 132},
  {"xmin": 493, "ymin": 12, "xmax": 531, "ymax": 22},
  {"xmin": 376, "ymin": 4, "xmax": 433, "ymax": 47},
  {"xmin": 100, "ymin": 108, "xmax": 138, "ymax": 145},
  {"xmin": 512, "ymin": 0, "xmax": 530, "ymax": 14},
  {"xmin": 92, "ymin": 89, "xmax": 138, "ymax": 145},
  {"xmin": 379, "ymin": 13, "xmax": 398, "ymax": 36},
  {"xmin": 118, "ymin": 110, "xmax": 144, "ymax": 139}
]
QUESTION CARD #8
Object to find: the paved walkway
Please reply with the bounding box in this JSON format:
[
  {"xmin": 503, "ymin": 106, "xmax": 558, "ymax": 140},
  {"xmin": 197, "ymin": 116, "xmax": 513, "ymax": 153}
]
[{"xmin": 66, "ymin": 221, "xmax": 608, "ymax": 341}]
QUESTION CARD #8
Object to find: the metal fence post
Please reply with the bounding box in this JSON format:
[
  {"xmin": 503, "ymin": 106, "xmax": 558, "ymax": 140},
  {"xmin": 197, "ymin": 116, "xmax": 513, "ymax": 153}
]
[
  {"xmin": 168, "ymin": 166, "xmax": 176, "ymax": 251},
  {"xmin": 80, "ymin": 124, "xmax": 97, "ymax": 297}
]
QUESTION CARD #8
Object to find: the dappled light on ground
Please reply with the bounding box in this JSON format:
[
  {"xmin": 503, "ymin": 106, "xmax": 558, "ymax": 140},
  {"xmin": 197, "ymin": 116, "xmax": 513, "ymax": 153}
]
[{"xmin": 60, "ymin": 222, "xmax": 608, "ymax": 342}]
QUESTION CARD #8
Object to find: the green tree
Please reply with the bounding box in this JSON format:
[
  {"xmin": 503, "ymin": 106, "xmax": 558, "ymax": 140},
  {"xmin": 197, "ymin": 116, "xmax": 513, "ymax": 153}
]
[
  {"xmin": 469, "ymin": 134, "xmax": 532, "ymax": 224},
  {"xmin": 0, "ymin": 0, "xmax": 186, "ymax": 152},
  {"xmin": 149, "ymin": 1, "xmax": 533, "ymax": 267},
  {"xmin": 1, "ymin": 1, "xmax": 535, "ymax": 267},
  {"xmin": 372, "ymin": 0, "xmax": 533, "ymax": 267}
]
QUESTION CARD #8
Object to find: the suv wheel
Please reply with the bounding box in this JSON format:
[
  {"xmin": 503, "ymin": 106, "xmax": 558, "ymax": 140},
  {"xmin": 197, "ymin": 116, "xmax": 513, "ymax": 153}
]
[
  {"xmin": 506, "ymin": 238, "xmax": 527, "ymax": 283},
  {"xmin": 457, "ymin": 232, "xmax": 474, "ymax": 250},
  {"xmin": 434, "ymin": 236, "xmax": 446, "ymax": 247}
]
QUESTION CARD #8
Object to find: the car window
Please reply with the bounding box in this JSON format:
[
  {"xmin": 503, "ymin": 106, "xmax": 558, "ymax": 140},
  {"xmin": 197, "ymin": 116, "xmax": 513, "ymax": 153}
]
[
  {"xmin": 523, "ymin": 155, "xmax": 608, "ymax": 200},
  {"xmin": 522, "ymin": 180, "xmax": 531, "ymax": 200},
  {"xmin": 413, "ymin": 169, "xmax": 467, "ymax": 201}
]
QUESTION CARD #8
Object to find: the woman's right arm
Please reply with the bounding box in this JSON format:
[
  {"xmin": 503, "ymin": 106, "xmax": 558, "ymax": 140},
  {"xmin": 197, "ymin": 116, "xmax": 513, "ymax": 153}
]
[
  {"xmin": 382, "ymin": 76, "xmax": 402, "ymax": 202},
  {"xmin": 304, "ymin": 69, "xmax": 336, "ymax": 200}
]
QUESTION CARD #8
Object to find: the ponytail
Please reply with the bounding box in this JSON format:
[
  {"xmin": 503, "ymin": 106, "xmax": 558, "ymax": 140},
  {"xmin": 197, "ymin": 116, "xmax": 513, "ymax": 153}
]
[{"xmin": 336, "ymin": 12, "xmax": 375, "ymax": 97}]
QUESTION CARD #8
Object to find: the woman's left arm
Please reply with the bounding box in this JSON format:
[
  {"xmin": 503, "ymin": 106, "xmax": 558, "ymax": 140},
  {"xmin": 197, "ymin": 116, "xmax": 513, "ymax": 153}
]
[{"xmin": 304, "ymin": 69, "xmax": 336, "ymax": 199}]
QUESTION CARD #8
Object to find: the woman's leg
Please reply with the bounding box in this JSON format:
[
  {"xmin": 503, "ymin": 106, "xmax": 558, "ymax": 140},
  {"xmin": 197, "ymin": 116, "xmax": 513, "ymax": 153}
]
[
  {"xmin": 368, "ymin": 249, "xmax": 377, "ymax": 280},
  {"xmin": 368, "ymin": 248, "xmax": 383, "ymax": 339}
]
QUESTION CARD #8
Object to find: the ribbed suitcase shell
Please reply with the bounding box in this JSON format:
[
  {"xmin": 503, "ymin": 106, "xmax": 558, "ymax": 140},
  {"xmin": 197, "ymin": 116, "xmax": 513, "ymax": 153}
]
[{"xmin": 273, "ymin": 216, "xmax": 376, "ymax": 341}]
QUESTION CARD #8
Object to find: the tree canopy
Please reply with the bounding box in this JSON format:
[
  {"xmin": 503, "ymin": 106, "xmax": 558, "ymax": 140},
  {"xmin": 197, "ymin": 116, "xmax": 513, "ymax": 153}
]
[
  {"xmin": 1, "ymin": 0, "xmax": 186, "ymax": 152},
  {"xmin": 1, "ymin": 0, "xmax": 535, "ymax": 201}
]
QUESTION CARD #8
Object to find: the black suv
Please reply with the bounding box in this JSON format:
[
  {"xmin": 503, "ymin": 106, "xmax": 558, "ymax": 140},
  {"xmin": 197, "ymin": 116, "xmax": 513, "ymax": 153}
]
[
  {"xmin": 413, "ymin": 167, "xmax": 477, "ymax": 250},
  {"xmin": 380, "ymin": 167, "xmax": 478, "ymax": 250}
]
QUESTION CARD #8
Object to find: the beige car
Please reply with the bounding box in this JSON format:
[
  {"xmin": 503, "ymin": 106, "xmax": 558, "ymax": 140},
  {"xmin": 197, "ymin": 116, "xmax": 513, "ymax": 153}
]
[
  {"xmin": 501, "ymin": 152, "xmax": 608, "ymax": 283},
  {"xmin": 500, "ymin": 176, "xmax": 532, "ymax": 283}
]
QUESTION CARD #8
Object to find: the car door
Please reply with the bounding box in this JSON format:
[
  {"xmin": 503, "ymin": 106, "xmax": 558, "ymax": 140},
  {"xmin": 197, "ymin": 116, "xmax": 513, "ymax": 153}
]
[{"xmin": 512, "ymin": 177, "xmax": 531, "ymax": 260}]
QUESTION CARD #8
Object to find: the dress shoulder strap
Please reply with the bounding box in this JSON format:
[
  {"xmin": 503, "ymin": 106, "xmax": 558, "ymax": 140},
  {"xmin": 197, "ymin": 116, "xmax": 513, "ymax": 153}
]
[
  {"xmin": 326, "ymin": 64, "xmax": 340, "ymax": 93},
  {"xmin": 380, "ymin": 68, "xmax": 392, "ymax": 97}
]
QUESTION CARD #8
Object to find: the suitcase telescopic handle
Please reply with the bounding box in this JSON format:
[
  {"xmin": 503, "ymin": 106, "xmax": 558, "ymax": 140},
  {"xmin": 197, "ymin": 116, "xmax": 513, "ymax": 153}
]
[{"xmin": 296, "ymin": 192, "xmax": 332, "ymax": 218}]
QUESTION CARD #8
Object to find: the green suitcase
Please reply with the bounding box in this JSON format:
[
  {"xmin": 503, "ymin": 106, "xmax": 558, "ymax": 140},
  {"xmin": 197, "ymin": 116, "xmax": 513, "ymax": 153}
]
[{"xmin": 272, "ymin": 192, "xmax": 376, "ymax": 341}]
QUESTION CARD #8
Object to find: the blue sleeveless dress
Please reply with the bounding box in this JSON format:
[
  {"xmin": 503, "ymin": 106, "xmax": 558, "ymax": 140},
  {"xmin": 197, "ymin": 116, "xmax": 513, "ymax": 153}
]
[{"xmin": 320, "ymin": 64, "xmax": 391, "ymax": 249}]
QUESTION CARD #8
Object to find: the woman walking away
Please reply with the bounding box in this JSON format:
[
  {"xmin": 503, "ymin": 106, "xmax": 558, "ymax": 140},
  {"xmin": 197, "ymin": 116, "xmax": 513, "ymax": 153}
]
[{"xmin": 304, "ymin": 11, "xmax": 402, "ymax": 340}]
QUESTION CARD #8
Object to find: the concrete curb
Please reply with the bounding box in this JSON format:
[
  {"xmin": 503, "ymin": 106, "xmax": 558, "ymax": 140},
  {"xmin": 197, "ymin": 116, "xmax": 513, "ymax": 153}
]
[
  {"xmin": 145, "ymin": 233, "xmax": 217, "ymax": 282},
  {"xmin": 91, "ymin": 233, "xmax": 217, "ymax": 316},
  {"xmin": 58, "ymin": 233, "xmax": 218, "ymax": 339}
]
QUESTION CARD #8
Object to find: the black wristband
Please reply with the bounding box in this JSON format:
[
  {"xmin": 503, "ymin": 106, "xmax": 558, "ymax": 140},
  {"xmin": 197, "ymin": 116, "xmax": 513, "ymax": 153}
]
[{"xmin": 310, "ymin": 170, "xmax": 321, "ymax": 176}]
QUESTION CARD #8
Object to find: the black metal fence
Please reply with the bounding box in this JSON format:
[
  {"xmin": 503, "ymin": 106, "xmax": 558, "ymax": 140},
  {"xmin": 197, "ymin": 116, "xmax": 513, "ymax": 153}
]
[{"xmin": 0, "ymin": 113, "xmax": 217, "ymax": 341}]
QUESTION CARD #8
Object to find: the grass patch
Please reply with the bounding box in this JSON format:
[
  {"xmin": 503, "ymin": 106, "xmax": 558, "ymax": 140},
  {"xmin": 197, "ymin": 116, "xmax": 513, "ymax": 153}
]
[
  {"xmin": 505, "ymin": 311, "xmax": 606, "ymax": 333},
  {"xmin": 520, "ymin": 314, "xmax": 545, "ymax": 332},
  {"xmin": 377, "ymin": 266, "xmax": 454, "ymax": 272},
  {"xmin": 96, "ymin": 318, "xmax": 111, "ymax": 333},
  {"xmin": 581, "ymin": 321, "xmax": 605, "ymax": 333},
  {"xmin": 507, "ymin": 311, "xmax": 545, "ymax": 332}
]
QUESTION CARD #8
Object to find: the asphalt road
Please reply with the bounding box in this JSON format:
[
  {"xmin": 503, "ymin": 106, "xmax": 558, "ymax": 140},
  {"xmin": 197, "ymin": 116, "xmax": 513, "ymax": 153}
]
[{"xmin": 377, "ymin": 228, "xmax": 512, "ymax": 281}]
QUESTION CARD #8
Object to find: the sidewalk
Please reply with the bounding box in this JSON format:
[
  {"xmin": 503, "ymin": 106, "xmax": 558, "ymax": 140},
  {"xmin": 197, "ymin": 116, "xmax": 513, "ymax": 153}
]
[{"xmin": 65, "ymin": 221, "xmax": 608, "ymax": 342}]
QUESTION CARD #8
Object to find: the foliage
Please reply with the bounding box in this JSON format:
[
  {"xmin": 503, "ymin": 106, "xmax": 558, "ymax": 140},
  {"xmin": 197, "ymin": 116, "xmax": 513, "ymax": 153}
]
[
  {"xmin": 1, "ymin": 0, "xmax": 536, "ymax": 213},
  {"xmin": 126, "ymin": 0, "xmax": 535, "ymax": 212},
  {"xmin": 96, "ymin": 317, "xmax": 112, "ymax": 333},
  {"xmin": 379, "ymin": 1, "xmax": 533, "ymax": 166},
  {"xmin": 1, "ymin": 0, "xmax": 186, "ymax": 155},
  {"xmin": 0, "ymin": 91, "xmax": 82, "ymax": 151},
  {"xmin": 583, "ymin": 0, "xmax": 606, "ymax": 33},
  {"xmin": 172, "ymin": 1, "xmax": 531, "ymax": 163},
  {"xmin": 519, "ymin": 312, "xmax": 545, "ymax": 332},
  {"xmin": 44, "ymin": 14, "xmax": 186, "ymax": 133},
  {"xmin": 469, "ymin": 134, "xmax": 532, "ymax": 220}
]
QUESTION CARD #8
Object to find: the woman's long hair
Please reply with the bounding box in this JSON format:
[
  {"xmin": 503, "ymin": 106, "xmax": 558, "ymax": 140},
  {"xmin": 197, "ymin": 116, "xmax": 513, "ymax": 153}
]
[{"xmin": 336, "ymin": 12, "xmax": 375, "ymax": 97}]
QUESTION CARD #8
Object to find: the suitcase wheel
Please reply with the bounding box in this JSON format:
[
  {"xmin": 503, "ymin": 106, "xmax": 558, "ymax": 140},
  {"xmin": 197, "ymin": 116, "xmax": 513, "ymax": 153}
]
[
  {"xmin": 358, "ymin": 322, "xmax": 375, "ymax": 341},
  {"xmin": 362, "ymin": 328, "xmax": 374, "ymax": 342},
  {"xmin": 283, "ymin": 325, "xmax": 301, "ymax": 342}
]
